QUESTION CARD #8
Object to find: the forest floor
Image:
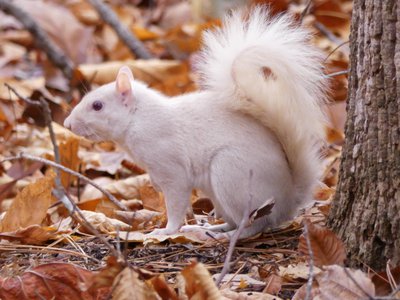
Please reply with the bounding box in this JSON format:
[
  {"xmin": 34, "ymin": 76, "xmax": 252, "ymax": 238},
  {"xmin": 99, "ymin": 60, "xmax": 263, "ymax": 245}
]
[{"xmin": 2, "ymin": 1, "xmax": 394, "ymax": 299}]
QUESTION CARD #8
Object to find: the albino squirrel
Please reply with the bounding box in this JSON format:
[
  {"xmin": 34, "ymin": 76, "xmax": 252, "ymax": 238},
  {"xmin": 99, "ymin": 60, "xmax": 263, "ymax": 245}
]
[{"xmin": 64, "ymin": 7, "xmax": 327, "ymax": 239}]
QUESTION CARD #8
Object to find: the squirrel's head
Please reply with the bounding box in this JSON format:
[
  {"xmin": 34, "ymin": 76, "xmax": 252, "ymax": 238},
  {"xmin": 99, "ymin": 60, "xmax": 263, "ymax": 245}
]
[{"xmin": 64, "ymin": 66, "xmax": 137, "ymax": 142}]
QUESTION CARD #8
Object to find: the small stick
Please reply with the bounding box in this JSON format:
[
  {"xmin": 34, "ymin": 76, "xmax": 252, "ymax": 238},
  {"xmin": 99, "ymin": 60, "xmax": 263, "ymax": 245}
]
[
  {"xmin": 300, "ymin": 0, "xmax": 313, "ymax": 24},
  {"xmin": 0, "ymin": 0, "xmax": 74, "ymax": 79},
  {"xmin": 323, "ymin": 40, "xmax": 350, "ymax": 62},
  {"xmin": 314, "ymin": 21, "xmax": 349, "ymax": 55},
  {"xmin": 88, "ymin": 0, "xmax": 153, "ymax": 59},
  {"xmin": 303, "ymin": 221, "xmax": 315, "ymax": 300},
  {"xmin": 216, "ymin": 170, "xmax": 253, "ymax": 287},
  {"xmin": 1, "ymin": 153, "xmax": 128, "ymax": 211},
  {"xmin": 325, "ymin": 70, "xmax": 349, "ymax": 78}
]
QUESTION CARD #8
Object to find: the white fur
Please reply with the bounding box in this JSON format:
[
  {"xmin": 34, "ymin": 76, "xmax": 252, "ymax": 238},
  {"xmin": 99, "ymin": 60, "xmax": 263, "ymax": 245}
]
[{"xmin": 64, "ymin": 7, "xmax": 327, "ymax": 239}]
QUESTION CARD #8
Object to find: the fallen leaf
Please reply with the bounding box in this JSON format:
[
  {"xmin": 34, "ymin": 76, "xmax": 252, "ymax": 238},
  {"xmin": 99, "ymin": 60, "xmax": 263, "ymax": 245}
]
[
  {"xmin": 15, "ymin": 0, "xmax": 94, "ymax": 64},
  {"xmin": 0, "ymin": 224, "xmax": 58, "ymax": 245},
  {"xmin": 90, "ymin": 256, "xmax": 125, "ymax": 291},
  {"xmin": 0, "ymin": 172, "xmax": 54, "ymax": 232},
  {"xmin": 0, "ymin": 263, "xmax": 107, "ymax": 299},
  {"xmin": 117, "ymin": 231, "xmax": 206, "ymax": 245},
  {"xmin": 181, "ymin": 262, "xmax": 221, "ymax": 299},
  {"xmin": 59, "ymin": 136, "xmax": 80, "ymax": 189},
  {"xmin": 316, "ymin": 265, "xmax": 375, "ymax": 299},
  {"xmin": 278, "ymin": 262, "xmax": 321, "ymax": 280},
  {"xmin": 79, "ymin": 210, "xmax": 131, "ymax": 234},
  {"xmin": 263, "ymin": 273, "xmax": 282, "ymax": 295},
  {"xmin": 298, "ymin": 220, "xmax": 346, "ymax": 267},
  {"xmin": 112, "ymin": 267, "xmax": 160, "ymax": 300},
  {"xmin": 115, "ymin": 209, "xmax": 164, "ymax": 230},
  {"xmin": 371, "ymin": 265, "xmax": 400, "ymax": 296},
  {"xmin": 292, "ymin": 281, "xmax": 320, "ymax": 300},
  {"xmin": 149, "ymin": 275, "xmax": 179, "ymax": 300}
]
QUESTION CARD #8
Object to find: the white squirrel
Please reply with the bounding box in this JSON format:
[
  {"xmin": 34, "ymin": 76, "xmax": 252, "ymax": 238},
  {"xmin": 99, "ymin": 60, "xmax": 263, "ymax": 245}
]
[{"xmin": 64, "ymin": 7, "xmax": 327, "ymax": 239}]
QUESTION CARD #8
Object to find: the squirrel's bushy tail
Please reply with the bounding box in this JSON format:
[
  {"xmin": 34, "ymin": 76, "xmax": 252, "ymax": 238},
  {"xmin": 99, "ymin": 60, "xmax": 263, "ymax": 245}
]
[{"xmin": 197, "ymin": 7, "xmax": 328, "ymax": 207}]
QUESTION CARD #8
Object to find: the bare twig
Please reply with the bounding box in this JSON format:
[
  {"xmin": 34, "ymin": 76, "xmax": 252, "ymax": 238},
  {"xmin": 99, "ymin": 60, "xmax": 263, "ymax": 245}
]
[
  {"xmin": 303, "ymin": 221, "xmax": 315, "ymax": 300},
  {"xmin": 216, "ymin": 170, "xmax": 253, "ymax": 287},
  {"xmin": 88, "ymin": 0, "xmax": 153, "ymax": 59},
  {"xmin": 325, "ymin": 70, "xmax": 349, "ymax": 78},
  {"xmin": 6, "ymin": 83, "xmax": 71, "ymax": 209},
  {"xmin": 1, "ymin": 153, "xmax": 128, "ymax": 211},
  {"xmin": 0, "ymin": 0, "xmax": 74, "ymax": 79},
  {"xmin": 323, "ymin": 40, "xmax": 350, "ymax": 62},
  {"xmin": 314, "ymin": 21, "xmax": 349, "ymax": 55},
  {"xmin": 300, "ymin": 0, "xmax": 313, "ymax": 24},
  {"xmin": 1, "ymin": 154, "xmax": 124, "ymax": 258}
]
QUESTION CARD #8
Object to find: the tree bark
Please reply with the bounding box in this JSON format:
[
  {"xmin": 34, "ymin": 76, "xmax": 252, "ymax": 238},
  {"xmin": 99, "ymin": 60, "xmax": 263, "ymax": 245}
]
[{"xmin": 328, "ymin": 0, "xmax": 399, "ymax": 270}]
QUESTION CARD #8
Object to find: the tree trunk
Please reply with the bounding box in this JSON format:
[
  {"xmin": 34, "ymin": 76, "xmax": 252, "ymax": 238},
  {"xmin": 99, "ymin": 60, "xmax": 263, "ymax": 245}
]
[{"xmin": 328, "ymin": 0, "xmax": 399, "ymax": 270}]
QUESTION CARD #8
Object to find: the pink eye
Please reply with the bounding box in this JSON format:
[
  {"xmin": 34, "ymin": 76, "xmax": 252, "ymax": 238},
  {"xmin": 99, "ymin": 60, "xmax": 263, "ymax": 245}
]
[{"xmin": 92, "ymin": 101, "xmax": 103, "ymax": 111}]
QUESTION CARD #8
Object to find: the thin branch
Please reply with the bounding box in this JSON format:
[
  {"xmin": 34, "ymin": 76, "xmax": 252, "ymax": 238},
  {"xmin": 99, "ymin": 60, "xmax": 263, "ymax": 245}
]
[
  {"xmin": 216, "ymin": 170, "xmax": 253, "ymax": 287},
  {"xmin": 323, "ymin": 40, "xmax": 350, "ymax": 62},
  {"xmin": 88, "ymin": 0, "xmax": 153, "ymax": 59},
  {"xmin": 1, "ymin": 154, "xmax": 124, "ymax": 259},
  {"xmin": 300, "ymin": 0, "xmax": 313, "ymax": 24},
  {"xmin": 1, "ymin": 153, "xmax": 128, "ymax": 211},
  {"xmin": 303, "ymin": 221, "xmax": 315, "ymax": 300},
  {"xmin": 325, "ymin": 70, "xmax": 349, "ymax": 78},
  {"xmin": 314, "ymin": 21, "xmax": 349, "ymax": 55},
  {"xmin": 0, "ymin": 0, "xmax": 74, "ymax": 79}
]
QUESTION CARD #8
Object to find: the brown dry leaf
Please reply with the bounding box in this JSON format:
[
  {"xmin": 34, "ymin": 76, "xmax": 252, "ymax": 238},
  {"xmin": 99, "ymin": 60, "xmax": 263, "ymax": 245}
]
[
  {"xmin": 278, "ymin": 262, "xmax": 321, "ymax": 280},
  {"xmin": 314, "ymin": 0, "xmax": 351, "ymax": 32},
  {"xmin": 149, "ymin": 275, "xmax": 179, "ymax": 300},
  {"xmin": 112, "ymin": 267, "xmax": 160, "ymax": 300},
  {"xmin": 103, "ymin": 174, "xmax": 149, "ymax": 199},
  {"xmin": 115, "ymin": 209, "xmax": 164, "ymax": 230},
  {"xmin": 292, "ymin": 281, "xmax": 320, "ymax": 300},
  {"xmin": 67, "ymin": 0, "xmax": 101, "ymax": 25},
  {"xmin": 0, "ymin": 263, "xmax": 107, "ymax": 299},
  {"xmin": 313, "ymin": 184, "xmax": 335, "ymax": 201},
  {"xmin": 90, "ymin": 256, "xmax": 125, "ymax": 291},
  {"xmin": 78, "ymin": 60, "xmax": 195, "ymax": 96},
  {"xmin": 132, "ymin": 26, "xmax": 159, "ymax": 40},
  {"xmin": 371, "ymin": 265, "xmax": 400, "ymax": 296},
  {"xmin": 79, "ymin": 210, "xmax": 131, "ymax": 234},
  {"xmin": 78, "ymin": 60, "xmax": 181, "ymax": 85},
  {"xmin": 263, "ymin": 273, "xmax": 282, "ymax": 295},
  {"xmin": 0, "ymin": 224, "xmax": 58, "ymax": 245},
  {"xmin": 0, "ymin": 172, "xmax": 54, "ymax": 232},
  {"xmin": 298, "ymin": 220, "xmax": 346, "ymax": 267},
  {"xmin": 117, "ymin": 231, "xmax": 206, "ymax": 245},
  {"xmin": 59, "ymin": 136, "xmax": 80, "ymax": 189},
  {"xmin": 192, "ymin": 197, "xmax": 214, "ymax": 214},
  {"xmin": 316, "ymin": 265, "xmax": 375, "ymax": 299},
  {"xmin": 181, "ymin": 261, "xmax": 221, "ymax": 299},
  {"xmin": 97, "ymin": 174, "xmax": 165, "ymax": 213},
  {"xmin": 0, "ymin": 42, "xmax": 26, "ymax": 69},
  {"xmin": 0, "ymin": 77, "xmax": 45, "ymax": 100},
  {"xmin": 15, "ymin": 0, "xmax": 94, "ymax": 64}
]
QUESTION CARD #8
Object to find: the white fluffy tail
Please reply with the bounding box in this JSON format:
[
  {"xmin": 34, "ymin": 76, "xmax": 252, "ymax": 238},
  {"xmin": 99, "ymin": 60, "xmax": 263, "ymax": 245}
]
[{"xmin": 197, "ymin": 7, "xmax": 328, "ymax": 205}]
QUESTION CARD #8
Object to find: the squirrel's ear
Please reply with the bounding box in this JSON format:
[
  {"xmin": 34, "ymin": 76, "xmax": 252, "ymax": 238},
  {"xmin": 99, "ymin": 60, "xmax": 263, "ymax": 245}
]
[{"xmin": 116, "ymin": 66, "xmax": 134, "ymax": 106}]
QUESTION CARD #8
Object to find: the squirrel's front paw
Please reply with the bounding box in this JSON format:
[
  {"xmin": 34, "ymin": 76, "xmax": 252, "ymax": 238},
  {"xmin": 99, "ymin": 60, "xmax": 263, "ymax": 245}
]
[{"xmin": 147, "ymin": 227, "xmax": 178, "ymax": 236}]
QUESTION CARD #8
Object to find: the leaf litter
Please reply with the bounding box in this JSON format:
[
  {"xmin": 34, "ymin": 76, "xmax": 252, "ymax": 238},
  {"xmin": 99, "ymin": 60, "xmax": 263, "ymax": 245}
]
[{"xmin": 1, "ymin": 0, "xmax": 398, "ymax": 299}]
